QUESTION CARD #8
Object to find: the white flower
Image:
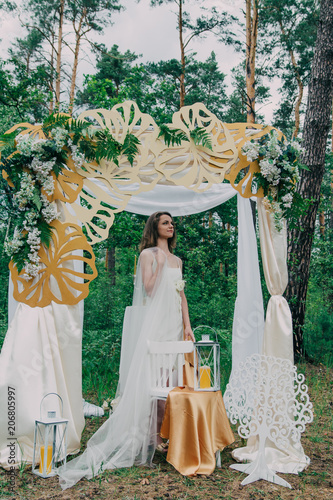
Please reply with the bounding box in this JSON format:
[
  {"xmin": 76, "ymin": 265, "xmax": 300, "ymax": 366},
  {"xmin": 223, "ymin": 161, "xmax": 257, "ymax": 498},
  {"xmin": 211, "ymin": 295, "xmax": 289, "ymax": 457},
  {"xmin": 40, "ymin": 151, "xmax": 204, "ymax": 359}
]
[
  {"xmin": 4, "ymin": 228, "xmax": 24, "ymax": 256},
  {"xmin": 41, "ymin": 175, "xmax": 55, "ymax": 196},
  {"xmin": 23, "ymin": 210, "xmax": 38, "ymax": 230},
  {"xmin": 175, "ymin": 279, "xmax": 186, "ymax": 292},
  {"xmin": 41, "ymin": 202, "xmax": 60, "ymax": 223},
  {"xmin": 241, "ymin": 141, "xmax": 260, "ymax": 162},
  {"xmin": 290, "ymin": 141, "xmax": 304, "ymax": 156},
  {"xmin": 22, "ymin": 261, "xmax": 40, "ymax": 280},
  {"xmin": 16, "ymin": 134, "xmax": 34, "ymax": 155},
  {"xmin": 31, "ymin": 158, "xmax": 55, "ymax": 180},
  {"xmin": 16, "ymin": 172, "xmax": 35, "ymax": 208},
  {"xmin": 16, "ymin": 134, "xmax": 46, "ymax": 155},
  {"xmin": 68, "ymin": 139, "xmax": 85, "ymax": 169},
  {"xmin": 281, "ymin": 193, "xmax": 293, "ymax": 208},
  {"xmin": 259, "ymin": 159, "xmax": 280, "ymax": 185},
  {"xmin": 28, "ymin": 251, "xmax": 40, "ymax": 264},
  {"xmin": 265, "ymin": 131, "xmax": 282, "ymax": 159},
  {"xmin": 51, "ymin": 127, "xmax": 68, "ymax": 151},
  {"xmin": 27, "ymin": 227, "xmax": 41, "ymax": 251}
]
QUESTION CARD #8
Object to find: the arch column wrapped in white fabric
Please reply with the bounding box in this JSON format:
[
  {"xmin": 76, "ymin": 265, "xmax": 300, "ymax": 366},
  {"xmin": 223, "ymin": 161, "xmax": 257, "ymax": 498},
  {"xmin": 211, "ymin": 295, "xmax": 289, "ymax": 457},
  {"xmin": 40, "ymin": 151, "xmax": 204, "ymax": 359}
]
[
  {"xmin": 230, "ymin": 198, "xmax": 310, "ymax": 474},
  {"xmin": 0, "ymin": 302, "xmax": 84, "ymax": 467}
]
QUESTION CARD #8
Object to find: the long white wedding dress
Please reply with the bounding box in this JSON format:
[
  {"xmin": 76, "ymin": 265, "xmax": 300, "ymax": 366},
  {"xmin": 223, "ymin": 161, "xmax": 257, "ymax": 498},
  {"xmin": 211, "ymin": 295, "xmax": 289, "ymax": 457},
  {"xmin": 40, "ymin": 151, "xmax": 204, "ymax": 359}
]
[{"xmin": 59, "ymin": 247, "xmax": 183, "ymax": 489}]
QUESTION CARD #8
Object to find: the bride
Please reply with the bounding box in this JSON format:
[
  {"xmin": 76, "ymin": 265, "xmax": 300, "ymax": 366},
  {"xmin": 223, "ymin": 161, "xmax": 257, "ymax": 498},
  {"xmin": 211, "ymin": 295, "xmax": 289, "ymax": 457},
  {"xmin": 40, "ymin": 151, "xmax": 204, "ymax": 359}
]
[{"xmin": 59, "ymin": 211, "xmax": 194, "ymax": 489}]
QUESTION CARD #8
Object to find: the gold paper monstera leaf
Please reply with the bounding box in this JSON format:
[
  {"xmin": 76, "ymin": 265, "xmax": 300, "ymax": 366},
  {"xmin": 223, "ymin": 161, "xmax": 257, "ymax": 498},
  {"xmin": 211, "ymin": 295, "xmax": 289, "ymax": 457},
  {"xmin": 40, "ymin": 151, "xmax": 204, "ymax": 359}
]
[
  {"xmin": 62, "ymin": 178, "xmax": 130, "ymax": 244},
  {"xmin": 77, "ymin": 101, "xmax": 162, "ymax": 191},
  {"xmin": 224, "ymin": 123, "xmax": 284, "ymax": 198},
  {"xmin": 155, "ymin": 103, "xmax": 238, "ymax": 191},
  {"xmin": 10, "ymin": 221, "xmax": 97, "ymax": 307},
  {"xmin": 3, "ymin": 122, "xmax": 47, "ymax": 140},
  {"xmin": 61, "ymin": 101, "xmax": 164, "ymax": 245},
  {"xmin": 49, "ymin": 156, "xmax": 84, "ymax": 204}
]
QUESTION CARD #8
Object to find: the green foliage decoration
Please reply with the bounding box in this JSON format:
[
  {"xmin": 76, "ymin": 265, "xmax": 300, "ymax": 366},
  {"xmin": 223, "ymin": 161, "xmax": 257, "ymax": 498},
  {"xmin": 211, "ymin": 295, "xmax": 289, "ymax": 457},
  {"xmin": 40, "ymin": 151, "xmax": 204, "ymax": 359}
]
[
  {"xmin": 0, "ymin": 114, "xmax": 141, "ymax": 278},
  {"xmin": 158, "ymin": 123, "xmax": 213, "ymax": 150}
]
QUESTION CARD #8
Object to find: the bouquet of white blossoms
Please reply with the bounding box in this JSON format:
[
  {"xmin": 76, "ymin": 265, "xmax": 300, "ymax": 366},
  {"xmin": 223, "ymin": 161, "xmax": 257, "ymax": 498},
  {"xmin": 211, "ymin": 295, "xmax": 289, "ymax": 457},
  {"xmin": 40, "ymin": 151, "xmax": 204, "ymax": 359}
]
[{"xmin": 242, "ymin": 129, "xmax": 304, "ymax": 231}]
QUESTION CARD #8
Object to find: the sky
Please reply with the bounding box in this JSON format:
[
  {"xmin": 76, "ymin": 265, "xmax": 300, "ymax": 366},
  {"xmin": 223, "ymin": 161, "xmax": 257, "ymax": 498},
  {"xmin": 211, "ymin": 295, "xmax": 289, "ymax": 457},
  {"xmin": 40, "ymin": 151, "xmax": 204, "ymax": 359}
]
[{"xmin": 0, "ymin": 0, "xmax": 278, "ymax": 121}]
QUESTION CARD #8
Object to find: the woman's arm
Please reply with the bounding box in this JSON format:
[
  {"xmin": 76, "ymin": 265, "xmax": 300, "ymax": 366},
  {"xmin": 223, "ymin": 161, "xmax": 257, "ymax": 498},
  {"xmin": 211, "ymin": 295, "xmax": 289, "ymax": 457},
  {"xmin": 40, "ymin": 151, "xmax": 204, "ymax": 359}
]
[
  {"xmin": 140, "ymin": 249, "xmax": 164, "ymax": 295},
  {"xmin": 179, "ymin": 258, "xmax": 195, "ymax": 341},
  {"xmin": 181, "ymin": 290, "xmax": 195, "ymax": 341}
]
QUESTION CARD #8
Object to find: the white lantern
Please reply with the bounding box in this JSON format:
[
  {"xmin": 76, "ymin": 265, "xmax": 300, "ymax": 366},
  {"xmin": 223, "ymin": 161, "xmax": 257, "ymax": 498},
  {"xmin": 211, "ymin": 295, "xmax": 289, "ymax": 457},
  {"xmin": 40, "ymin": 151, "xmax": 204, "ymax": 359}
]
[
  {"xmin": 32, "ymin": 393, "xmax": 68, "ymax": 478},
  {"xmin": 193, "ymin": 326, "xmax": 220, "ymax": 392}
]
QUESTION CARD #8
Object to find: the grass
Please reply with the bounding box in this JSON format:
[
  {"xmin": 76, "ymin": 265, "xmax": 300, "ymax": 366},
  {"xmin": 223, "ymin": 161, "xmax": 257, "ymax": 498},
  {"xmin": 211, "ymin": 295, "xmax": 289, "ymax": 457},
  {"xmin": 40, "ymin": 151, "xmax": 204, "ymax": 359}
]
[{"xmin": 0, "ymin": 362, "xmax": 332, "ymax": 500}]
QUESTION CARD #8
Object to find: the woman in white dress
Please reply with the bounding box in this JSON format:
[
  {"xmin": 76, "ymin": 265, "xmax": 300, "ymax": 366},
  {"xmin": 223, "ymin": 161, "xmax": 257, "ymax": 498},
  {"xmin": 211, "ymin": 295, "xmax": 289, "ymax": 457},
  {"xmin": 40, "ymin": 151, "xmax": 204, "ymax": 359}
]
[{"xmin": 59, "ymin": 212, "xmax": 194, "ymax": 489}]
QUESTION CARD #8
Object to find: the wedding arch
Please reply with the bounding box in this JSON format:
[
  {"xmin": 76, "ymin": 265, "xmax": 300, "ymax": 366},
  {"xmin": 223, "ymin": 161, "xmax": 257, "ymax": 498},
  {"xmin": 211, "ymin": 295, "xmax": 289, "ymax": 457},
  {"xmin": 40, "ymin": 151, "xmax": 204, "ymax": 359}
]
[{"xmin": 0, "ymin": 101, "xmax": 311, "ymax": 484}]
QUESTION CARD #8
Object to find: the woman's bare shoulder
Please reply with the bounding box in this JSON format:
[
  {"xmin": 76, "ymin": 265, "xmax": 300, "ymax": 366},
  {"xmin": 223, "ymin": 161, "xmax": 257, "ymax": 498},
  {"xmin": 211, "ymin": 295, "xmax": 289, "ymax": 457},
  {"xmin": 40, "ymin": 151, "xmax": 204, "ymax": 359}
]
[
  {"xmin": 174, "ymin": 255, "xmax": 183, "ymax": 267},
  {"xmin": 140, "ymin": 247, "xmax": 156, "ymax": 261}
]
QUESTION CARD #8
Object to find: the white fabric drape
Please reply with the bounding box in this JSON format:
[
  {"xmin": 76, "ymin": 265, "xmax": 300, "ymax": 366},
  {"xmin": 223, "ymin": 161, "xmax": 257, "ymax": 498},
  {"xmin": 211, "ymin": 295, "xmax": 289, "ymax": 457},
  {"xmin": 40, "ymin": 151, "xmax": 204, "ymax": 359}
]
[
  {"xmin": 230, "ymin": 195, "xmax": 265, "ymax": 370},
  {"xmin": 257, "ymin": 199, "xmax": 293, "ymax": 360},
  {"xmin": 0, "ymin": 302, "xmax": 84, "ymax": 468},
  {"xmin": 1, "ymin": 201, "xmax": 85, "ymax": 469},
  {"xmin": 231, "ymin": 198, "xmax": 309, "ymax": 474},
  {"xmin": 122, "ymin": 183, "xmax": 237, "ymax": 216}
]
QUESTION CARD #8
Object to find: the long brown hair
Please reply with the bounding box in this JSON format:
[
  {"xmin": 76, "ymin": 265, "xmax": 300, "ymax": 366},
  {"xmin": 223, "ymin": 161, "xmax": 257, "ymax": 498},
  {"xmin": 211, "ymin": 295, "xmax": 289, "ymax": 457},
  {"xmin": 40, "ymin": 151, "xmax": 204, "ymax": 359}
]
[{"xmin": 139, "ymin": 211, "xmax": 176, "ymax": 252}]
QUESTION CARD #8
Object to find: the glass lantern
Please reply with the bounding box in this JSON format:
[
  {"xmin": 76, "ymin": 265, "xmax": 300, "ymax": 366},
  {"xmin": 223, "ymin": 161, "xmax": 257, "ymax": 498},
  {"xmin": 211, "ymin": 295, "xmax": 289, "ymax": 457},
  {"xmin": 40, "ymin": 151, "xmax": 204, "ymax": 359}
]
[
  {"xmin": 32, "ymin": 393, "xmax": 68, "ymax": 478},
  {"xmin": 193, "ymin": 326, "xmax": 220, "ymax": 392}
]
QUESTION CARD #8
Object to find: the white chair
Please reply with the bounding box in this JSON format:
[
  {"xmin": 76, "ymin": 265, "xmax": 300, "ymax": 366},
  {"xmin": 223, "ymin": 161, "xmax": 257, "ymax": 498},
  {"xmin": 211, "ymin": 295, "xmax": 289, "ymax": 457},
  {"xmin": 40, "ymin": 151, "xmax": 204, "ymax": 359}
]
[
  {"xmin": 147, "ymin": 340, "xmax": 194, "ymax": 400},
  {"xmin": 148, "ymin": 340, "xmax": 222, "ymax": 468}
]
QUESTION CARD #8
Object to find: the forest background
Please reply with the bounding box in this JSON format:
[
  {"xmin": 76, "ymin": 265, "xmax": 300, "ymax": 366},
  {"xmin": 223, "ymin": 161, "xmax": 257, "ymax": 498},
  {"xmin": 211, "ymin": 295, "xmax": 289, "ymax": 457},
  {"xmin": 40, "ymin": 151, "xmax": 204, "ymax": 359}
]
[{"xmin": 0, "ymin": 0, "xmax": 332, "ymax": 400}]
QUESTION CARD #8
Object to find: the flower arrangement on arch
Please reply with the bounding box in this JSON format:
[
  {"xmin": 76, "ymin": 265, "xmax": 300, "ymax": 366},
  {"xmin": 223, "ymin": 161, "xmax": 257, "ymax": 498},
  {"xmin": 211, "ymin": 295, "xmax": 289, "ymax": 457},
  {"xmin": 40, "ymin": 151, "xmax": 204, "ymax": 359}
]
[
  {"xmin": 2, "ymin": 133, "xmax": 66, "ymax": 279},
  {"xmin": 0, "ymin": 115, "xmax": 141, "ymax": 280},
  {"xmin": 241, "ymin": 129, "xmax": 304, "ymax": 231}
]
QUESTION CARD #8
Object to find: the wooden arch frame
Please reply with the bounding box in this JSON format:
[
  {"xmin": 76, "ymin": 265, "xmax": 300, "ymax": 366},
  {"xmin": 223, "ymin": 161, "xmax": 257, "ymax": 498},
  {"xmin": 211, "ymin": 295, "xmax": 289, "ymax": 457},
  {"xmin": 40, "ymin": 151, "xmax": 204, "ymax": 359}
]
[{"xmin": 4, "ymin": 101, "xmax": 281, "ymax": 308}]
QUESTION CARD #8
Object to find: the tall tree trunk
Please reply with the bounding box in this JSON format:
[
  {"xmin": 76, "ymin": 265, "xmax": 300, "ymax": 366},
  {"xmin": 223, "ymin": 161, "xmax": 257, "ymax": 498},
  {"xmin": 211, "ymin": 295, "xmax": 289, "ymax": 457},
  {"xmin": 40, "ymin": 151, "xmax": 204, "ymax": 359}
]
[
  {"xmin": 106, "ymin": 240, "xmax": 116, "ymax": 286},
  {"xmin": 49, "ymin": 33, "xmax": 55, "ymax": 113},
  {"xmin": 246, "ymin": 0, "xmax": 258, "ymax": 123},
  {"xmin": 331, "ymin": 99, "xmax": 333, "ymax": 230},
  {"xmin": 178, "ymin": 0, "xmax": 185, "ymax": 108},
  {"xmin": 55, "ymin": 0, "xmax": 65, "ymax": 110},
  {"xmin": 245, "ymin": 1, "xmax": 259, "ymax": 222},
  {"xmin": 285, "ymin": 0, "xmax": 333, "ymax": 359},
  {"xmin": 278, "ymin": 21, "xmax": 304, "ymax": 139},
  {"xmin": 68, "ymin": 11, "xmax": 85, "ymax": 115}
]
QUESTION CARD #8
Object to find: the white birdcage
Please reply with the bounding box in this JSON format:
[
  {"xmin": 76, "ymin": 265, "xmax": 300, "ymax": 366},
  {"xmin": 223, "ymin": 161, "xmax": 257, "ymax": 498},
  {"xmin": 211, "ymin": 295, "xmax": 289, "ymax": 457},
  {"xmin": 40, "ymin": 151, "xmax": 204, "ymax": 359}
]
[
  {"xmin": 32, "ymin": 393, "xmax": 68, "ymax": 478},
  {"xmin": 193, "ymin": 326, "xmax": 220, "ymax": 392}
]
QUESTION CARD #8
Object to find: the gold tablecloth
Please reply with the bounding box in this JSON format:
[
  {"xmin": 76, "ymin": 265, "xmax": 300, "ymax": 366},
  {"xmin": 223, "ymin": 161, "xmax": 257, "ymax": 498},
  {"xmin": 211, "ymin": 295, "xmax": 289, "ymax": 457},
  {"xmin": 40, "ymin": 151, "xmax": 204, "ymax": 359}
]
[{"xmin": 160, "ymin": 386, "xmax": 234, "ymax": 476}]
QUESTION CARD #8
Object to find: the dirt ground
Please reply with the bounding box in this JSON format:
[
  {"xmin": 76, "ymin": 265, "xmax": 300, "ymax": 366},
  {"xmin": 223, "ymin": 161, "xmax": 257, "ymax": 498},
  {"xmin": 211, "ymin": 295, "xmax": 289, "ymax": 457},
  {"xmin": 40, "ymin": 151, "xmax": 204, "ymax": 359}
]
[{"xmin": 1, "ymin": 364, "xmax": 332, "ymax": 500}]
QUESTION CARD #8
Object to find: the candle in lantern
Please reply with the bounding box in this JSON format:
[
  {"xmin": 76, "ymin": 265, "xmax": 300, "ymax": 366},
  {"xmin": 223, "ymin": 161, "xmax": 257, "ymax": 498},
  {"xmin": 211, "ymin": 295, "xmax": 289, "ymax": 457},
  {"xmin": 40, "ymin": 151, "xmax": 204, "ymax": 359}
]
[
  {"xmin": 39, "ymin": 445, "xmax": 53, "ymax": 474},
  {"xmin": 199, "ymin": 365, "xmax": 211, "ymax": 389}
]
